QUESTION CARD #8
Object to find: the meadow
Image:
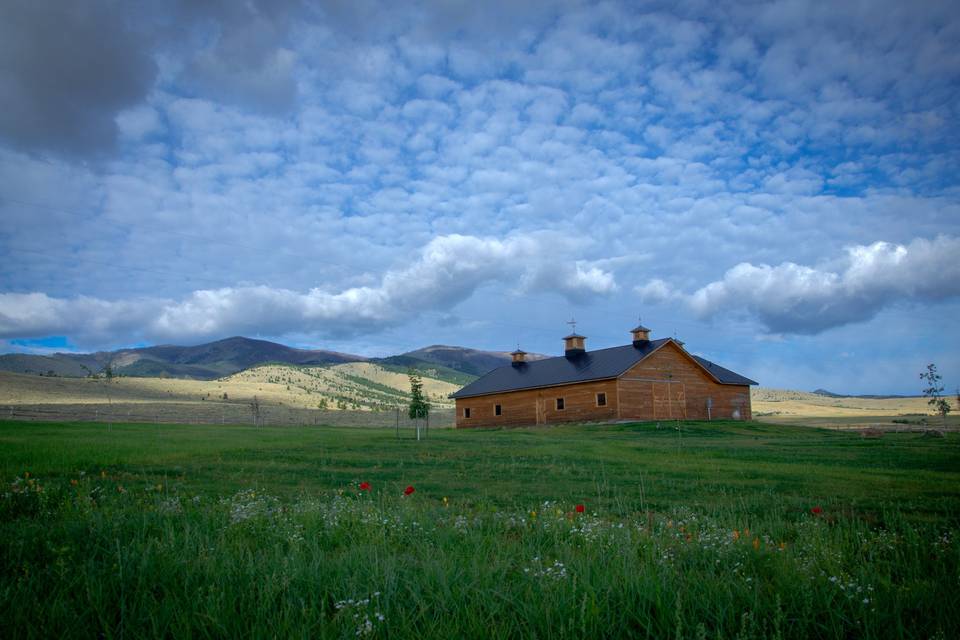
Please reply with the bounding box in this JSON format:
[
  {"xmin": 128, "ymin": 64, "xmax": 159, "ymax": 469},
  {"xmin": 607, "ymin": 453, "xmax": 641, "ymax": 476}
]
[{"xmin": 1, "ymin": 419, "xmax": 958, "ymax": 638}]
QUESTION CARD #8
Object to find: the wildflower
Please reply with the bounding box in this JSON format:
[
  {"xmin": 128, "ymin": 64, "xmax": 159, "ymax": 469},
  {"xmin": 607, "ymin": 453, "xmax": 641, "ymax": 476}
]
[
  {"xmin": 733, "ymin": 530, "xmax": 740, "ymax": 541},
  {"xmin": 442, "ymin": 496, "xmax": 448, "ymax": 506},
  {"xmin": 70, "ymin": 479, "xmax": 78, "ymax": 487},
  {"xmin": 575, "ymin": 504, "xmax": 585, "ymax": 513},
  {"xmin": 752, "ymin": 537, "xmax": 760, "ymax": 551},
  {"xmin": 403, "ymin": 485, "xmax": 415, "ymax": 496},
  {"xmin": 778, "ymin": 542, "xmax": 787, "ymax": 551},
  {"xmin": 359, "ymin": 482, "xmax": 371, "ymax": 491},
  {"xmin": 811, "ymin": 506, "xmax": 823, "ymax": 515},
  {"xmin": 530, "ymin": 510, "xmax": 537, "ymax": 518}
]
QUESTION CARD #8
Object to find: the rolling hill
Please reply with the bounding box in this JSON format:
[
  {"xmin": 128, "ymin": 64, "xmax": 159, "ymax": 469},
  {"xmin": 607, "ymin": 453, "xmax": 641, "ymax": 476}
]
[
  {"xmin": 0, "ymin": 337, "xmax": 534, "ymax": 381},
  {"xmin": 0, "ymin": 361, "xmax": 461, "ymax": 412},
  {"xmin": 0, "ymin": 336, "xmax": 364, "ymax": 379},
  {"xmin": 396, "ymin": 344, "xmax": 548, "ymax": 377}
]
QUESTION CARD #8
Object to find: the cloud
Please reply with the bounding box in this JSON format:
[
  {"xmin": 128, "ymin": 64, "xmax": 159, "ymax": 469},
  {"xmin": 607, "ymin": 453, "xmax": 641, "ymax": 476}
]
[
  {"xmin": 0, "ymin": 1, "xmax": 158, "ymax": 155},
  {"xmin": 638, "ymin": 235, "xmax": 960, "ymax": 334},
  {"xmin": 0, "ymin": 234, "xmax": 616, "ymax": 346}
]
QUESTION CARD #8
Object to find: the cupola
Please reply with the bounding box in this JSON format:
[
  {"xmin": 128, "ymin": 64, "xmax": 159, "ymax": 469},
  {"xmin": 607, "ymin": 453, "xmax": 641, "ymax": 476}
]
[
  {"xmin": 631, "ymin": 323, "xmax": 651, "ymax": 347},
  {"xmin": 563, "ymin": 332, "xmax": 587, "ymax": 357},
  {"xmin": 510, "ymin": 348, "xmax": 527, "ymax": 367}
]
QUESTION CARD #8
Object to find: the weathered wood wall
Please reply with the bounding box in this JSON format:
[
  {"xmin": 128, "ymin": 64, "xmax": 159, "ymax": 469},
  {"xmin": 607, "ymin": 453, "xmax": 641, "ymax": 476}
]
[
  {"xmin": 455, "ymin": 379, "xmax": 619, "ymax": 428},
  {"xmin": 617, "ymin": 342, "xmax": 751, "ymax": 421},
  {"xmin": 454, "ymin": 342, "xmax": 751, "ymax": 428}
]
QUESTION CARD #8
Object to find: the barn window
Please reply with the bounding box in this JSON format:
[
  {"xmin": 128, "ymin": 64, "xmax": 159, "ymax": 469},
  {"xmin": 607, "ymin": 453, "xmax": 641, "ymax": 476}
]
[
  {"xmin": 495, "ymin": 404, "xmax": 502, "ymax": 416},
  {"xmin": 464, "ymin": 407, "xmax": 471, "ymax": 418},
  {"xmin": 556, "ymin": 397, "xmax": 565, "ymax": 410},
  {"xmin": 596, "ymin": 392, "xmax": 607, "ymax": 406}
]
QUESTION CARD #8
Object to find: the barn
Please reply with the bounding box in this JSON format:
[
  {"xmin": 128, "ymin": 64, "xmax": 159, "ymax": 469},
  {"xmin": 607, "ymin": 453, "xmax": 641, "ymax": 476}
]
[{"xmin": 451, "ymin": 325, "xmax": 756, "ymax": 428}]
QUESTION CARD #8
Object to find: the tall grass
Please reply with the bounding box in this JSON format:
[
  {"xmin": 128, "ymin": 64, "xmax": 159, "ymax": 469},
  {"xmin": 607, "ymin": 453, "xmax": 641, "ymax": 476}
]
[{"xmin": 1, "ymin": 420, "xmax": 958, "ymax": 638}]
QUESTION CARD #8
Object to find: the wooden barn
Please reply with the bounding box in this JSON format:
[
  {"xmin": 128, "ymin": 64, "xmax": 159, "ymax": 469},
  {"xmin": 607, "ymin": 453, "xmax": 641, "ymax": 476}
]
[{"xmin": 451, "ymin": 325, "xmax": 756, "ymax": 428}]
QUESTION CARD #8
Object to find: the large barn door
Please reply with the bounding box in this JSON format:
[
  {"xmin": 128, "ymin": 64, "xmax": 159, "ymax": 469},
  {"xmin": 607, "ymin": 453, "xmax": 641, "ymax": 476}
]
[{"xmin": 653, "ymin": 381, "xmax": 686, "ymax": 419}]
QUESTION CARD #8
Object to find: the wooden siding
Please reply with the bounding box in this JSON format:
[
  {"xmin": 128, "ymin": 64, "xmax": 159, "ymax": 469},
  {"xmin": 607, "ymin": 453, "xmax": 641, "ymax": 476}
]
[
  {"xmin": 617, "ymin": 342, "xmax": 751, "ymax": 421},
  {"xmin": 455, "ymin": 379, "xmax": 619, "ymax": 428},
  {"xmin": 454, "ymin": 341, "xmax": 751, "ymax": 428}
]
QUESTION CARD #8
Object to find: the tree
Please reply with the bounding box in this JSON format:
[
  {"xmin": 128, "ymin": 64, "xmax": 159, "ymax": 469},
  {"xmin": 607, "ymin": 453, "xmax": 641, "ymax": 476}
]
[
  {"xmin": 920, "ymin": 364, "xmax": 951, "ymax": 427},
  {"xmin": 408, "ymin": 370, "xmax": 430, "ymax": 420},
  {"xmin": 249, "ymin": 395, "xmax": 262, "ymax": 427}
]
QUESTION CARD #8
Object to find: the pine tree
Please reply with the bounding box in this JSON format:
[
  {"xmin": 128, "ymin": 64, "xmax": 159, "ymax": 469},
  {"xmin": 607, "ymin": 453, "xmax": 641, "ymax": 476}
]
[{"xmin": 408, "ymin": 370, "xmax": 430, "ymax": 420}]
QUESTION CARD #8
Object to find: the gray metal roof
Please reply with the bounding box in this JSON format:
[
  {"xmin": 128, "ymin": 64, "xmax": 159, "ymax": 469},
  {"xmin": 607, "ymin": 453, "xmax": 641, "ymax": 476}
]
[{"xmin": 450, "ymin": 339, "xmax": 757, "ymax": 399}]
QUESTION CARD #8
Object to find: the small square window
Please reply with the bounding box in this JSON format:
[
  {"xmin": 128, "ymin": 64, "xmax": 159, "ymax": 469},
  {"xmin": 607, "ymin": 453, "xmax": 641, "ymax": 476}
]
[
  {"xmin": 597, "ymin": 392, "xmax": 607, "ymax": 406},
  {"xmin": 464, "ymin": 407, "xmax": 471, "ymax": 418},
  {"xmin": 556, "ymin": 398, "xmax": 565, "ymax": 410},
  {"xmin": 495, "ymin": 404, "xmax": 502, "ymax": 416}
]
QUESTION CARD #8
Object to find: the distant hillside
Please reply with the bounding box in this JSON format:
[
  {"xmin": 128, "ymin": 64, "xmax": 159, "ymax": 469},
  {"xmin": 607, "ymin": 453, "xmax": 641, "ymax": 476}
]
[
  {"xmin": 0, "ymin": 361, "xmax": 461, "ymax": 412},
  {"xmin": 0, "ymin": 337, "xmax": 364, "ymax": 380},
  {"xmin": 0, "ymin": 353, "xmax": 93, "ymax": 378},
  {"xmin": 399, "ymin": 345, "xmax": 548, "ymax": 377},
  {"xmin": 372, "ymin": 355, "xmax": 478, "ymax": 386},
  {"xmin": 812, "ymin": 388, "xmax": 921, "ymax": 400}
]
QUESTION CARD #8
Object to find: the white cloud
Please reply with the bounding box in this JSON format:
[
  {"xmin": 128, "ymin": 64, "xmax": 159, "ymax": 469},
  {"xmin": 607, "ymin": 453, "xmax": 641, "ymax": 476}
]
[
  {"xmin": 638, "ymin": 235, "xmax": 960, "ymax": 334},
  {"xmin": 0, "ymin": 234, "xmax": 617, "ymax": 345}
]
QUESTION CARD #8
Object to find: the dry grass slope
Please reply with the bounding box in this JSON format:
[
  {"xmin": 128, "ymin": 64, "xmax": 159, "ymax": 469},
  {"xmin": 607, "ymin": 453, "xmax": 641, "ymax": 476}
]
[
  {"xmin": 752, "ymin": 387, "xmax": 958, "ymax": 428},
  {"xmin": 0, "ymin": 362, "xmax": 460, "ymax": 413}
]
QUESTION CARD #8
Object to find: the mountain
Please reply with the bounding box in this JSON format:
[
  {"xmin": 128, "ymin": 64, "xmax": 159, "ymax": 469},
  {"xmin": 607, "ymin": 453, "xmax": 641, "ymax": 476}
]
[
  {"xmin": 0, "ymin": 337, "xmax": 365, "ymax": 380},
  {"xmin": 396, "ymin": 345, "xmax": 548, "ymax": 377},
  {"xmin": 0, "ymin": 337, "xmax": 535, "ymax": 382}
]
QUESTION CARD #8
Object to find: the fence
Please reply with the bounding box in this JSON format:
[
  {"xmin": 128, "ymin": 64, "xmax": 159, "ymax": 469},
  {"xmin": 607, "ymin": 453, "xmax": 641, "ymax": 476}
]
[{"xmin": 1, "ymin": 402, "xmax": 456, "ymax": 429}]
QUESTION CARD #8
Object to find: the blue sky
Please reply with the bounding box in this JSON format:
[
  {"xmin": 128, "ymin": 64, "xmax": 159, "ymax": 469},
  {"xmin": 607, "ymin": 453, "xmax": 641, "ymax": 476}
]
[{"xmin": 1, "ymin": 0, "xmax": 958, "ymax": 394}]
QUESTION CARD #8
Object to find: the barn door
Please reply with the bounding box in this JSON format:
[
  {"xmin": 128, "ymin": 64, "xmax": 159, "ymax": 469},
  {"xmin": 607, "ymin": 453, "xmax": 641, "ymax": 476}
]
[
  {"xmin": 672, "ymin": 384, "xmax": 687, "ymax": 419},
  {"xmin": 653, "ymin": 382, "xmax": 686, "ymax": 419}
]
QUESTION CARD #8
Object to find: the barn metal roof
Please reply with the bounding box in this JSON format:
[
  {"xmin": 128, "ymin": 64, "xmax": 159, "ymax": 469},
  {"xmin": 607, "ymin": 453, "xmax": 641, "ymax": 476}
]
[{"xmin": 450, "ymin": 339, "xmax": 757, "ymax": 399}]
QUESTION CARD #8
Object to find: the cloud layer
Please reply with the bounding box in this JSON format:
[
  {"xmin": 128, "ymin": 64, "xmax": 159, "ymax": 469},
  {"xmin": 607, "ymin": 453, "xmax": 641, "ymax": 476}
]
[
  {"xmin": 0, "ymin": 234, "xmax": 615, "ymax": 344},
  {"xmin": 639, "ymin": 235, "xmax": 960, "ymax": 334}
]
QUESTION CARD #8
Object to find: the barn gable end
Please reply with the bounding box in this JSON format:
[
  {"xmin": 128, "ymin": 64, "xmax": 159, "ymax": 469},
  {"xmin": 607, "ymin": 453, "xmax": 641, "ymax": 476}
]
[{"xmin": 453, "ymin": 325, "xmax": 755, "ymax": 428}]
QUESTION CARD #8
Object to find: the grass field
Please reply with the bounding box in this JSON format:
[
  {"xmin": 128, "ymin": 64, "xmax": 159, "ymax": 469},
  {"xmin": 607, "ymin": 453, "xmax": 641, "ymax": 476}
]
[
  {"xmin": 751, "ymin": 388, "xmax": 959, "ymax": 429},
  {"xmin": 1, "ymin": 419, "xmax": 958, "ymax": 638}
]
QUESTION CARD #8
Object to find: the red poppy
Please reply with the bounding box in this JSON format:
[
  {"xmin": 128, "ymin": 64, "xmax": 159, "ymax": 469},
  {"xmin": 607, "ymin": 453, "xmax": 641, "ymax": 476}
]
[
  {"xmin": 403, "ymin": 485, "xmax": 415, "ymax": 496},
  {"xmin": 811, "ymin": 505, "xmax": 823, "ymax": 515},
  {"xmin": 359, "ymin": 482, "xmax": 371, "ymax": 491},
  {"xmin": 575, "ymin": 504, "xmax": 585, "ymax": 513}
]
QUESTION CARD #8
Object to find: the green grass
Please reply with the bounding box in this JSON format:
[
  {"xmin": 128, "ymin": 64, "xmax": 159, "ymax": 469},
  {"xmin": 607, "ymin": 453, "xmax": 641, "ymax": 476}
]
[{"xmin": 1, "ymin": 419, "xmax": 958, "ymax": 638}]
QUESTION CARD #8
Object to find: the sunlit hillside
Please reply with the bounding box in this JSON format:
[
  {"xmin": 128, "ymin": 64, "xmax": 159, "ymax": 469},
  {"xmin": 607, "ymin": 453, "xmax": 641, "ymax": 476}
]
[
  {"xmin": 750, "ymin": 387, "xmax": 958, "ymax": 429},
  {"xmin": 0, "ymin": 362, "xmax": 461, "ymax": 412}
]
